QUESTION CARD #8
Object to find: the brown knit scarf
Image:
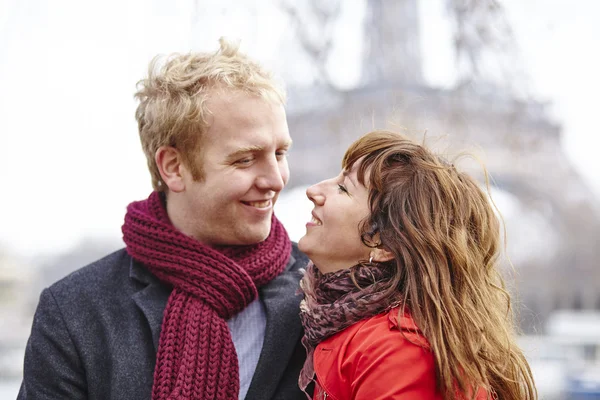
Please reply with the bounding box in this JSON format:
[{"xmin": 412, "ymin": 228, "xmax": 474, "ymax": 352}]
[
  {"xmin": 298, "ymin": 261, "xmax": 401, "ymax": 394},
  {"xmin": 122, "ymin": 191, "xmax": 291, "ymax": 399}
]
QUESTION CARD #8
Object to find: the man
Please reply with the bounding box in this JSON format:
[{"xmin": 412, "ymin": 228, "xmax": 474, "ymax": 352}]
[{"xmin": 18, "ymin": 38, "xmax": 309, "ymax": 400}]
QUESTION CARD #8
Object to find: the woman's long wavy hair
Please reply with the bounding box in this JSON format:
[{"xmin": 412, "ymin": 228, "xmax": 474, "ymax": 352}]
[{"xmin": 343, "ymin": 130, "xmax": 536, "ymax": 400}]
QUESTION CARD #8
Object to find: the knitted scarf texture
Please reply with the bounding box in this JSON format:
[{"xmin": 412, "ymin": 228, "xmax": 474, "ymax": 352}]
[
  {"xmin": 298, "ymin": 261, "xmax": 401, "ymax": 394},
  {"xmin": 122, "ymin": 191, "xmax": 291, "ymax": 400}
]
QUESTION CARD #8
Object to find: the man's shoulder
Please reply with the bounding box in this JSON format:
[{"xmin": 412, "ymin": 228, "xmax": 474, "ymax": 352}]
[
  {"xmin": 290, "ymin": 242, "xmax": 309, "ymax": 271},
  {"xmin": 48, "ymin": 248, "xmax": 133, "ymax": 300}
]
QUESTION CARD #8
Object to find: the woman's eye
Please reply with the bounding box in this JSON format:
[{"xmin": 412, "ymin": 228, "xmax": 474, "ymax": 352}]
[{"xmin": 337, "ymin": 184, "xmax": 348, "ymax": 194}]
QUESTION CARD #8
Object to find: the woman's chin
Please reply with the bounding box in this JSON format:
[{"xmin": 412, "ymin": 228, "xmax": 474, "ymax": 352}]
[{"xmin": 297, "ymin": 235, "xmax": 310, "ymax": 254}]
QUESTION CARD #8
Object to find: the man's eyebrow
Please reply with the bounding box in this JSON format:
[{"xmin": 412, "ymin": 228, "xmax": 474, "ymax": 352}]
[
  {"xmin": 226, "ymin": 140, "xmax": 293, "ymax": 159},
  {"xmin": 226, "ymin": 145, "xmax": 264, "ymax": 159},
  {"xmin": 343, "ymin": 170, "xmax": 358, "ymax": 187},
  {"xmin": 274, "ymin": 140, "xmax": 293, "ymax": 152}
]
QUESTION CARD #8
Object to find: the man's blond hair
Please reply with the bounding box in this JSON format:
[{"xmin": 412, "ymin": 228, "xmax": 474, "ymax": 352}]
[{"xmin": 135, "ymin": 37, "xmax": 286, "ymax": 191}]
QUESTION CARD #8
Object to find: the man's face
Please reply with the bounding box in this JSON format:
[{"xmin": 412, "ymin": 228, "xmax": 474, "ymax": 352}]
[{"xmin": 175, "ymin": 92, "xmax": 291, "ymax": 246}]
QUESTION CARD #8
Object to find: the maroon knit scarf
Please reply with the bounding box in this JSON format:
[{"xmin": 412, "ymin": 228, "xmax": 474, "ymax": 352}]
[
  {"xmin": 298, "ymin": 261, "xmax": 401, "ymax": 394},
  {"xmin": 122, "ymin": 191, "xmax": 291, "ymax": 400}
]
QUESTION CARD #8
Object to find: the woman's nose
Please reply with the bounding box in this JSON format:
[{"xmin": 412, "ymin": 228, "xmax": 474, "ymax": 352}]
[{"xmin": 306, "ymin": 181, "xmax": 326, "ymax": 205}]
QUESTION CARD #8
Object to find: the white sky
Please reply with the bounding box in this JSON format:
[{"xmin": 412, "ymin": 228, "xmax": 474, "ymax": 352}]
[{"xmin": 0, "ymin": 0, "xmax": 598, "ymax": 257}]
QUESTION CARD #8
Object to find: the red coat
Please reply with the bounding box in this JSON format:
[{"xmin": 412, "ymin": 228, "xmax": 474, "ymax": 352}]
[{"xmin": 312, "ymin": 308, "xmax": 488, "ymax": 399}]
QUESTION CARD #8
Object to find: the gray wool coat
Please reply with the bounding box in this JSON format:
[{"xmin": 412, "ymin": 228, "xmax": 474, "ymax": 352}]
[{"xmin": 18, "ymin": 244, "xmax": 310, "ymax": 400}]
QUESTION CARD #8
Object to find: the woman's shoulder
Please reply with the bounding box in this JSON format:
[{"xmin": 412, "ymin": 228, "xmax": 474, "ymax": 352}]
[
  {"xmin": 341, "ymin": 307, "xmax": 431, "ymax": 350},
  {"xmin": 316, "ymin": 307, "xmax": 433, "ymax": 372},
  {"xmin": 315, "ymin": 308, "xmax": 441, "ymax": 399}
]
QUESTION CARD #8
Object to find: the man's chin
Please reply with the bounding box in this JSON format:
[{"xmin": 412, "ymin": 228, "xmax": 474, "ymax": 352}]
[{"xmin": 236, "ymin": 226, "xmax": 272, "ymax": 245}]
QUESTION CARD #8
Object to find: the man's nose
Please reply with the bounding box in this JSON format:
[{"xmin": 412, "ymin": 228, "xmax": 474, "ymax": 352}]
[{"xmin": 256, "ymin": 158, "xmax": 286, "ymax": 192}]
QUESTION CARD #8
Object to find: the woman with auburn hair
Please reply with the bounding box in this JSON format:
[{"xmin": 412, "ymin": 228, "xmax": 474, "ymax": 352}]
[{"xmin": 297, "ymin": 130, "xmax": 536, "ymax": 399}]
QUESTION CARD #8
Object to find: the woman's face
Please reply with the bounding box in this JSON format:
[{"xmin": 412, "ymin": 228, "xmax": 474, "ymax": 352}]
[{"xmin": 298, "ymin": 162, "xmax": 372, "ymax": 273}]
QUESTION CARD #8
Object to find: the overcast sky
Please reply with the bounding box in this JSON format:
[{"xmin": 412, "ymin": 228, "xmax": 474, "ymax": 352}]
[{"xmin": 0, "ymin": 0, "xmax": 598, "ymax": 258}]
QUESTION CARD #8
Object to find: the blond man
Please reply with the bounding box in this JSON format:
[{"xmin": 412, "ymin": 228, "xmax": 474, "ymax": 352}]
[{"xmin": 19, "ymin": 38, "xmax": 309, "ymax": 400}]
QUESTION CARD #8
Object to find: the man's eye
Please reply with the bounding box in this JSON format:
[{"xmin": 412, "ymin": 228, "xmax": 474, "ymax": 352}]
[
  {"xmin": 337, "ymin": 184, "xmax": 348, "ymax": 194},
  {"xmin": 275, "ymin": 150, "xmax": 288, "ymax": 160},
  {"xmin": 236, "ymin": 158, "xmax": 253, "ymax": 165}
]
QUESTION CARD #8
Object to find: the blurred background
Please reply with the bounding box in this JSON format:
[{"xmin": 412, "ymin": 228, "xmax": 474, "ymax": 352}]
[{"xmin": 1, "ymin": 0, "xmax": 599, "ymax": 398}]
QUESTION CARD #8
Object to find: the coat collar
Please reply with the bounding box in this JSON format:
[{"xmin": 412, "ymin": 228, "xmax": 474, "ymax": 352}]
[{"xmin": 129, "ymin": 257, "xmax": 171, "ymax": 351}]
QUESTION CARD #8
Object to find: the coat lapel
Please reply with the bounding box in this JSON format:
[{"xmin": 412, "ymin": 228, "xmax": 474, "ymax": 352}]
[
  {"xmin": 129, "ymin": 258, "xmax": 171, "ymax": 351},
  {"xmin": 245, "ymin": 253, "xmax": 306, "ymax": 399}
]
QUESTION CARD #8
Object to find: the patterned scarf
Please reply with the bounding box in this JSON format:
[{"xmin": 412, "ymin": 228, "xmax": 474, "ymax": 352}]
[
  {"xmin": 122, "ymin": 191, "xmax": 291, "ymax": 400},
  {"xmin": 298, "ymin": 261, "xmax": 401, "ymax": 394}
]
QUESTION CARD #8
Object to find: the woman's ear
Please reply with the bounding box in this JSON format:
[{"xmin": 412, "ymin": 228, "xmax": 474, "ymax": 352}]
[
  {"xmin": 368, "ymin": 232, "xmax": 395, "ymax": 263},
  {"xmin": 371, "ymin": 246, "xmax": 395, "ymax": 263}
]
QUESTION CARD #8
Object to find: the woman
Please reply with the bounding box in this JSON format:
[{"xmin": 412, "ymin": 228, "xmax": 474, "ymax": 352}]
[{"xmin": 297, "ymin": 130, "xmax": 536, "ymax": 399}]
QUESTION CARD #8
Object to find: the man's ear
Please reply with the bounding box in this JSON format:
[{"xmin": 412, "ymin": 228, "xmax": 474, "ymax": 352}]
[
  {"xmin": 155, "ymin": 146, "xmax": 185, "ymax": 193},
  {"xmin": 371, "ymin": 246, "xmax": 395, "ymax": 263}
]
